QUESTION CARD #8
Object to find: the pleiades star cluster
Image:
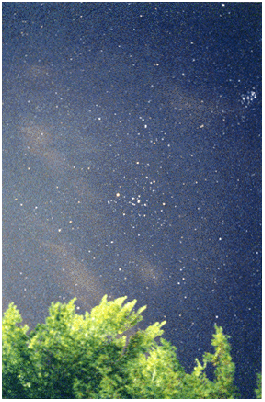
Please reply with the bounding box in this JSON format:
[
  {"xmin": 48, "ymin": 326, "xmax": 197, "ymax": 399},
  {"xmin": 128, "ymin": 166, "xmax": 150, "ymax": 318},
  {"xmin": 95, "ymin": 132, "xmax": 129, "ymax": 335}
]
[{"xmin": 2, "ymin": 3, "xmax": 261, "ymax": 398}]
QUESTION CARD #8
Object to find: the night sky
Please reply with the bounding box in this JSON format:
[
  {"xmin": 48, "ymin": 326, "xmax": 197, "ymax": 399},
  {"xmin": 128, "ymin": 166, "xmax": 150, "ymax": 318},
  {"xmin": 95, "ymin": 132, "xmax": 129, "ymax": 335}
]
[{"xmin": 2, "ymin": 2, "xmax": 261, "ymax": 398}]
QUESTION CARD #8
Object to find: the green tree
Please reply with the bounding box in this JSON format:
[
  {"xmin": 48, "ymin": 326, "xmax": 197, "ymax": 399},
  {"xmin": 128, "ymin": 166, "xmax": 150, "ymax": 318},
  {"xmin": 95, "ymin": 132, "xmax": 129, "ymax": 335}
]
[
  {"xmin": 1, "ymin": 294, "xmax": 258, "ymax": 398},
  {"xmin": 255, "ymin": 373, "xmax": 262, "ymax": 399},
  {"xmin": 2, "ymin": 303, "xmax": 31, "ymax": 398}
]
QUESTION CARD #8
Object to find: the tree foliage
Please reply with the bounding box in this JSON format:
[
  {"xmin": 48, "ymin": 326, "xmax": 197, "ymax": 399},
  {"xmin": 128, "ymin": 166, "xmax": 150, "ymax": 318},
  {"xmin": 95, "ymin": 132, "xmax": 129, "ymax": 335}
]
[
  {"xmin": 255, "ymin": 373, "xmax": 262, "ymax": 399},
  {"xmin": 1, "ymin": 295, "xmax": 259, "ymax": 398}
]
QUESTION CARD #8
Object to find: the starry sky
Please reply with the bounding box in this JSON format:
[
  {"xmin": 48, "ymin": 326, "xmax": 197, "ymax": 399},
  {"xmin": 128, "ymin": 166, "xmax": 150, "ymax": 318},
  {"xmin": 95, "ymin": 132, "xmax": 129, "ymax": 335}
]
[{"xmin": 2, "ymin": 2, "xmax": 261, "ymax": 398}]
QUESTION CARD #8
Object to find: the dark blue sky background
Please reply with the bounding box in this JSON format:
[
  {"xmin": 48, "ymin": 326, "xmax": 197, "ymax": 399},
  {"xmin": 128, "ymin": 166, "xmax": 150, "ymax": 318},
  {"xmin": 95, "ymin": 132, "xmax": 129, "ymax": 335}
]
[{"xmin": 2, "ymin": 2, "xmax": 261, "ymax": 398}]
